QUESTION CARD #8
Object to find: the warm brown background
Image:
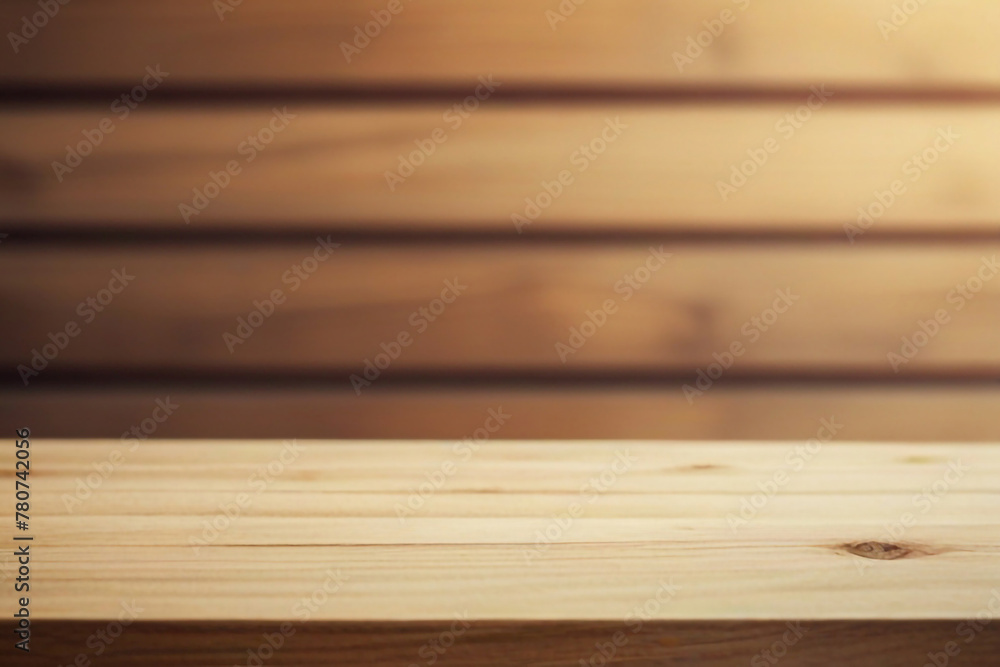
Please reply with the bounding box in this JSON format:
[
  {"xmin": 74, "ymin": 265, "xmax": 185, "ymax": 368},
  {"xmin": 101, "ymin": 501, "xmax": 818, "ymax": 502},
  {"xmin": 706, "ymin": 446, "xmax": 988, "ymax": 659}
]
[{"xmin": 1, "ymin": 0, "xmax": 998, "ymax": 442}]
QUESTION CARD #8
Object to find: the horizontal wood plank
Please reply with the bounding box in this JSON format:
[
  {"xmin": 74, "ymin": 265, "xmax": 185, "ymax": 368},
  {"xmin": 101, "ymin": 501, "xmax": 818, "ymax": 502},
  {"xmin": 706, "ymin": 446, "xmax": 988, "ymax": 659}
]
[
  {"xmin": 8, "ymin": 441, "xmax": 1000, "ymax": 623},
  {"xmin": 2, "ymin": 1, "xmax": 999, "ymax": 89},
  {"xmin": 19, "ymin": 621, "xmax": 1000, "ymax": 667},
  {"xmin": 1, "ymin": 107, "xmax": 998, "ymax": 231},
  {"xmin": 3, "ymin": 244, "xmax": 999, "ymax": 377},
  {"xmin": 3, "ymin": 386, "xmax": 1000, "ymax": 442},
  {"xmin": 12, "ymin": 440, "xmax": 1000, "ymax": 662}
]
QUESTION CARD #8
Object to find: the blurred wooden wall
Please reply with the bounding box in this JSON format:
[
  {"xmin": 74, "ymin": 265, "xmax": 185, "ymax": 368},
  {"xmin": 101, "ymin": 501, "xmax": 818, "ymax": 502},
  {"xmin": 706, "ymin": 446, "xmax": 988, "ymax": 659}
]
[{"xmin": 1, "ymin": 0, "xmax": 998, "ymax": 440}]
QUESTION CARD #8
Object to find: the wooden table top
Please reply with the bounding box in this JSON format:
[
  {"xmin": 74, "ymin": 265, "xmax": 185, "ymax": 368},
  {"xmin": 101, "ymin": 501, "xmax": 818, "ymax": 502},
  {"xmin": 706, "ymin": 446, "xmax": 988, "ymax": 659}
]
[{"xmin": 18, "ymin": 440, "xmax": 1000, "ymax": 622}]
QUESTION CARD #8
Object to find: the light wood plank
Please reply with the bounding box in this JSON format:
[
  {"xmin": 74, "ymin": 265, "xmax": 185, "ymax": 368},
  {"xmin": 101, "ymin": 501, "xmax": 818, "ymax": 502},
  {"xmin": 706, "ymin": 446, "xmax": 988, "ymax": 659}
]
[
  {"xmin": 3, "ymin": 244, "xmax": 999, "ymax": 375},
  {"xmin": 2, "ymin": 1, "xmax": 999, "ymax": 88},
  {"xmin": 1, "ymin": 107, "xmax": 997, "ymax": 231},
  {"xmin": 9, "ymin": 441, "xmax": 1000, "ymax": 623},
  {"xmin": 3, "ymin": 386, "xmax": 1000, "ymax": 441}
]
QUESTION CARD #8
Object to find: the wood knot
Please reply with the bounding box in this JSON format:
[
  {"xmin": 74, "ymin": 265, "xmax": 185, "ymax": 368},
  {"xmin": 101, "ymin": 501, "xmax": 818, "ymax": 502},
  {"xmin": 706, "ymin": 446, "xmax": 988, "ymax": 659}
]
[{"xmin": 842, "ymin": 541, "xmax": 912, "ymax": 560}]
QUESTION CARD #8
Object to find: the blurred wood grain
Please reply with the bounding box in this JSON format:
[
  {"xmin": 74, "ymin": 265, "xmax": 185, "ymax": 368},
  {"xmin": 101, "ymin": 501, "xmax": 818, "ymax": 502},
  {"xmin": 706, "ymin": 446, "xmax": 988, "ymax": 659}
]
[
  {"xmin": 3, "ymin": 244, "xmax": 998, "ymax": 376},
  {"xmin": 4, "ymin": 385, "xmax": 1000, "ymax": 441},
  {"xmin": 5, "ymin": 2, "xmax": 1000, "ymax": 663},
  {"xmin": 1, "ymin": 107, "xmax": 996, "ymax": 231},
  {"xmin": 2, "ymin": 1, "xmax": 999, "ymax": 89}
]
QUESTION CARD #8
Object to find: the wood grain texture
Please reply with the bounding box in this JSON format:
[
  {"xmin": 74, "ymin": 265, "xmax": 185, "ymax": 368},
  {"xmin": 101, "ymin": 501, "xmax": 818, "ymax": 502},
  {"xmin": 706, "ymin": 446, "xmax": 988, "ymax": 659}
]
[
  {"xmin": 8, "ymin": 441, "xmax": 1000, "ymax": 624},
  {"xmin": 1, "ymin": 107, "xmax": 997, "ymax": 231},
  {"xmin": 3, "ymin": 244, "xmax": 999, "ymax": 376},
  {"xmin": 18, "ymin": 621, "xmax": 1000, "ymax": 667},
  {"xmin": 2, "ymin": 1, "xmax": 999, "ymax": 89},
  {"xmin": 3, "ymin": 385, "xmax": 1000, "ymax": 442},
  {"xmin": 6, "ymin": 1, "xmax": 1000, "ymax": 662}
]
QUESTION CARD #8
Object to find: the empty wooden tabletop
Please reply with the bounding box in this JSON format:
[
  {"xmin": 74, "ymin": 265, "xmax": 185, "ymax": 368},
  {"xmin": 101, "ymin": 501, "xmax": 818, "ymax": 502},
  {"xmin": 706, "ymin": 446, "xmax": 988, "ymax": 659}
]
[{"xmin": 9, "ymin": 439, "xmax": 1000, "ymax": 664}]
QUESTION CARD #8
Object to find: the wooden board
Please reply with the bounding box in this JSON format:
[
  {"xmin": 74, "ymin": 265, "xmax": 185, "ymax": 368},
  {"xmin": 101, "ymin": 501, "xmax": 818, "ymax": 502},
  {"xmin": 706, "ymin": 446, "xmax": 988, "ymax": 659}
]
[
  {"xmin": 2, "ymin": 1, "xmax": 1000, "ymax": 89},
  {"xmin": 6, "ymin": 440, "xmax": 1000, "ymax": 664},
  {"xmin": 16, "ymin": 440, "xmax": 1000, "ymax": 619},
  {"xmin": 19, "ymin": 621, "xmax": 1000, "ymax": 667},
  {"xmin": 4, "ymin": 244, "xmax": 999, "ymax": 377},
  {"xmin": 3, "ymin": 385, "xmax": 1000, "ymax": 442},
  {"xmin": 5, "ymin": 2, "xmax": 1000, "ymax": 663},
  {"xmin": 1, "ymin": 107, "xmax": 996, "ymax": 231}
]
